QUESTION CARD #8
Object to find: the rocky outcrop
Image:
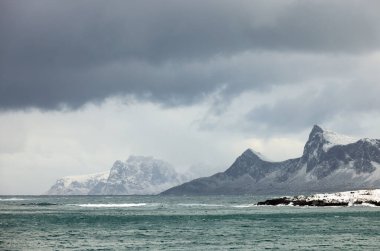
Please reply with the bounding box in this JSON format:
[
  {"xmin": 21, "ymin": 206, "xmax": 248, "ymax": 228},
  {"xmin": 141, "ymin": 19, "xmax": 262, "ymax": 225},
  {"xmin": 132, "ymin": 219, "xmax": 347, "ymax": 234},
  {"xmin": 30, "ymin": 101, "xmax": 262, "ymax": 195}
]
[{"xmin": 257, "ymin": 189, "xmax": 380, "ymax": 207}]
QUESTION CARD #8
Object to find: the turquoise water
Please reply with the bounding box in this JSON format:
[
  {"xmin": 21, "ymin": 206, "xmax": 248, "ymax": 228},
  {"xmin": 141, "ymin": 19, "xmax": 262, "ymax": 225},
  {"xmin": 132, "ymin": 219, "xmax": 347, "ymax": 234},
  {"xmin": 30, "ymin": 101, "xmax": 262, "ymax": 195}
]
[{"xmin": 1, "ymin": 195, "xmax": 380, "ymax": 250}]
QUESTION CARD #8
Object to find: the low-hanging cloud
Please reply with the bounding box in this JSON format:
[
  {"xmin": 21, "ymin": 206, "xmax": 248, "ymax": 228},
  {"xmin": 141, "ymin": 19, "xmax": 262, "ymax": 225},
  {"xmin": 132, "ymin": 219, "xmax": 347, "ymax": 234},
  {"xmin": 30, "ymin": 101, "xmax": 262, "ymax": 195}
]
[
  {"xmin": 246, "ymin": 81, "xmax": 380, "ymax": 133},
  {"xmin": 1, "ymin": 0, "xmax": 380, "ymax": 110}
]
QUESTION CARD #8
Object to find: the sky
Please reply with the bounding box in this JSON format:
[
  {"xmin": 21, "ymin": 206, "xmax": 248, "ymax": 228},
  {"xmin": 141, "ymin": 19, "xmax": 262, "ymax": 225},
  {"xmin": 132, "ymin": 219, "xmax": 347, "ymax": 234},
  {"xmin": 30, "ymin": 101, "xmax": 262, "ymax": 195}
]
[{"xmin": 1, "ymin": 0, "xmax": 380, "ymax": 194}]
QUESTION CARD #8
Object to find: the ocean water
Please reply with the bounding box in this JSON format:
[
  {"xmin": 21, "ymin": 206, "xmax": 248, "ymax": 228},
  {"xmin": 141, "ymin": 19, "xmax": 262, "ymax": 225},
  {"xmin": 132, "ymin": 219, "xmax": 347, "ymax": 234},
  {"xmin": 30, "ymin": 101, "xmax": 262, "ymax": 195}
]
[{"xmin": 1, "ymin": 195, "xmax": 380, "ymax": 250}]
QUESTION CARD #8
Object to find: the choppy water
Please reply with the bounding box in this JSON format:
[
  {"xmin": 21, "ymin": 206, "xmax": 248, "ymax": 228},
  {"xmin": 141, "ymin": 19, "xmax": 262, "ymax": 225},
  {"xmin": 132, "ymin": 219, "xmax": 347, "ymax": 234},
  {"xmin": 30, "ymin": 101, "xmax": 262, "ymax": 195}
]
[{"xmin": 1, "ymin": 195, "xmax": 380, "ymax": 250}]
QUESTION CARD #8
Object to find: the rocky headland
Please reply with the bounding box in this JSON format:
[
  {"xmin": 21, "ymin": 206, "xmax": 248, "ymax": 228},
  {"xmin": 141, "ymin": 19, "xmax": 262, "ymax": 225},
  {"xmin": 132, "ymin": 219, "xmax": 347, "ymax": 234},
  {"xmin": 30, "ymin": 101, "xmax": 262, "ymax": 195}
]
[{"xmin": 257, "ymin": 189, "xmax": 380, "ymax": 207}]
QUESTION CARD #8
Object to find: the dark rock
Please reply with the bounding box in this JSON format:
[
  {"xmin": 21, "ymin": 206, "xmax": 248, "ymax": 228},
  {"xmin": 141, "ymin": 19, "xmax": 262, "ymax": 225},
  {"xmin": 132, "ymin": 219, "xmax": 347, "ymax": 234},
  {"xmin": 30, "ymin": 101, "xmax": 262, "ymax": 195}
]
[
  {"xmin": 367, "ymin": 200, "xmax": 380, "ymax": 206},
  {"xmin": 257, "ymin": 197, "xmax": 291, "ymax": 206},
  {"xmin": 21, "ymin": 202, "xmax": 57, "ymax": 206},
  {"xmin": 257, "ymin": 198, "xmax": 349, "ymax": 207}
]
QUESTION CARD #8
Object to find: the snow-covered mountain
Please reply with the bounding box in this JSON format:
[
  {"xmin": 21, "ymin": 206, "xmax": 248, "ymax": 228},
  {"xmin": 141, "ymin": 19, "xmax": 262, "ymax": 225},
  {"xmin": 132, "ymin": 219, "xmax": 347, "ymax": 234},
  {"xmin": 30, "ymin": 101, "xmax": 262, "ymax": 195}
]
[
  {"xmin": 95, "ymin": 156, "xmax": 189, "ymax": 195},
  {"xmin": 46, "ymin": 172, "xmax": 109, "ymax": 195},
  {"xmin": 162, "ymin": 125, "xmax": 380, "ymax": 195},
  {"xmin": 46, "ymin": 156, "xmax": 189, "ymax": 195}
]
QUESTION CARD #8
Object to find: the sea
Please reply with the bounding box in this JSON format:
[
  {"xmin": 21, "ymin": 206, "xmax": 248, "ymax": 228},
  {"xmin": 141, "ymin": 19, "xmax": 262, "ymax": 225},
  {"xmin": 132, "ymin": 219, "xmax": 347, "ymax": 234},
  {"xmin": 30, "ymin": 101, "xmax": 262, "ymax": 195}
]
[{"xmin": 1, "ymin": 195, "xmax": 380, "ymax": 250}]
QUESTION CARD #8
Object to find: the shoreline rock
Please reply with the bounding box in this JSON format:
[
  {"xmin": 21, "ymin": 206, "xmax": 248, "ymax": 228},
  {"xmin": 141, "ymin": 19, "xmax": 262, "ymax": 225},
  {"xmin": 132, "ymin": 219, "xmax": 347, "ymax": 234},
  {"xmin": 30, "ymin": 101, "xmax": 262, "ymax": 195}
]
[{"xmin": 257, "ymin": 189, "xmax": 380, "ymax": 207}]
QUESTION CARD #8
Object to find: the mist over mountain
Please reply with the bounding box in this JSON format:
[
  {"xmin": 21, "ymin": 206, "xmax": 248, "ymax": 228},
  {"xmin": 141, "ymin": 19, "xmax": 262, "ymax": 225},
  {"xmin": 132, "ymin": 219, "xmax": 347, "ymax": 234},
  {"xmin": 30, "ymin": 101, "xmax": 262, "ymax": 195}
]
[
  {"xmin": 162, "ymin": 125, "xmax": 380, "ymax": 195},
  {"xmin": 46, "ymin": 156, "xmax": 190, "ymax": 195}
]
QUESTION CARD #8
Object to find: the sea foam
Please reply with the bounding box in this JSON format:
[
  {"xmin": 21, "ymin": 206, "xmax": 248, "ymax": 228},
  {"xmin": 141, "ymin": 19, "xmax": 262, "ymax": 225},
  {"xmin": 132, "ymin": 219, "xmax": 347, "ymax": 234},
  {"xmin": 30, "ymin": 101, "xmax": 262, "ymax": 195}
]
[
  {"xmin": 177, "ymin": 203, "xmax": 225, "ymax": 207},
  {"xmin": 0, "ymin": 198, "xmax": 27, "ymax": 201},
  {"xmin": 74, "ymin": 203, "xmax": 147, "ymax": 208},
  {"xmin": 231, "ymin": 204, "xmax": 256, "ymax": 208}
]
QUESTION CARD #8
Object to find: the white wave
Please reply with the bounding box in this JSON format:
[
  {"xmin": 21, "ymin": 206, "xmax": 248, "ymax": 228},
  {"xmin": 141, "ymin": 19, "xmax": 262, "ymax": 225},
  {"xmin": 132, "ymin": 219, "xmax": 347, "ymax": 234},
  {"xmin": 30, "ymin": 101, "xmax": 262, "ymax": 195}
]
[
  {"xmin": 177, "ymin": 203, "xmax": 225, "ymax": 207},
  {"xmin": 0, "ymin": 198, "xmax": 27, "ymax": 201},
  {"xmin": 257, "ymin": 204, "xmax": 293, "ymax": 207},
  {"xmin": 231, "ymin": 204, "xmax": 256, "ymax": 208},
  {"xmin": 359, "ymin": 203, "xmax": 378, "ymax": 208},
  {"xmin": 73, "ymin": 203, "xmax": 147, "ymax": 208},
  {"xmin": 274, "ymin": 204, "xmax": 292, "ymax": 207}
]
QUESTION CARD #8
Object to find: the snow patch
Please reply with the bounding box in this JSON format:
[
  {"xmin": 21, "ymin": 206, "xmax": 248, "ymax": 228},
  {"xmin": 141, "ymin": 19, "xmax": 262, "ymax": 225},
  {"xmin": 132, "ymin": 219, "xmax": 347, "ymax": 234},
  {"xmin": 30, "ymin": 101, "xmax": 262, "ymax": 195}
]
[
  {"xmin": 322, "ymin": 129, "xmax": 358, "ymax": 151},
  {"xmin": 301, "ymin": 189, "xmax": 380, "ymax": 203},
  {"xmin": 61, "ymin": 171, "xmax": 109, "ymax": 187}
]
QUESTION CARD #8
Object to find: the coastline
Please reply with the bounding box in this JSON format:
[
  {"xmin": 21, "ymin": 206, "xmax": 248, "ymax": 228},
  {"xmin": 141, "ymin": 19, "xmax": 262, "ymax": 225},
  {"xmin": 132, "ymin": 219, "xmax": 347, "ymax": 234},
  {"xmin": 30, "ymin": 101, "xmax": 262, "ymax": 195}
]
[{"xmin": 257, "ymin": 189, "xmax": 380, "ymax": 207}]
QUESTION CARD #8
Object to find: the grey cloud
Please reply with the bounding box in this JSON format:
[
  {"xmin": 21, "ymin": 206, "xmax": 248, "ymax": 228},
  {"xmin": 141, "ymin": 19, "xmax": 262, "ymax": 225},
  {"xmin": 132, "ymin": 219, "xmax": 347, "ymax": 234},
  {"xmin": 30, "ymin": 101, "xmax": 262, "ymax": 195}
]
[
  {"xmin": 1, "ymin": 0, "xmax": 380, "ymax": 110},
  {"xmin": 246, "ymin": 82, "xmax": 380, "ymax": 133},
  {"xmin": 1, "ymin": 51, "xmax": 358, "ymax": 110}
]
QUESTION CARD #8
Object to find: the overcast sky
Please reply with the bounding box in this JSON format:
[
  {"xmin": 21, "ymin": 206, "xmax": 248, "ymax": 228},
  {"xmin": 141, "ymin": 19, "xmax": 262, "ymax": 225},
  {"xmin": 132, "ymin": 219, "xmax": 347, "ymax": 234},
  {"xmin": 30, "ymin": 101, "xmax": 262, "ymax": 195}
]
[{"xmin": 1, "ymin": 0, "xmax": 380, "ymax": 194}]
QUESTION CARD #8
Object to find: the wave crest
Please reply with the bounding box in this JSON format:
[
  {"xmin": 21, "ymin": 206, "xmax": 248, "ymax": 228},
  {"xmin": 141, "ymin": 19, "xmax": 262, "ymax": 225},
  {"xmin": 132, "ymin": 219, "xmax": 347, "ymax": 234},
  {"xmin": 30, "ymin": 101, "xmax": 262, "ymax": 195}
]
[{"xmin": 73, "ymin": 203, "xmax": 148, "ymax": 208}]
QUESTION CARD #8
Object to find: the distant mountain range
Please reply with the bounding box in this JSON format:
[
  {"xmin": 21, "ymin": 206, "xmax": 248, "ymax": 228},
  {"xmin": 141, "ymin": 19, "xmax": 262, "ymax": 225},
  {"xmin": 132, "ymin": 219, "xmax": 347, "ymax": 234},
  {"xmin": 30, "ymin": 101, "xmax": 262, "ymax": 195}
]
[
  {"xmin": 46, "ymin": 156, "xmax": 190, "ymax": 195},
  {"xmin": 162, "ymin": 125, "xmax": 380, "ymax": 195}
]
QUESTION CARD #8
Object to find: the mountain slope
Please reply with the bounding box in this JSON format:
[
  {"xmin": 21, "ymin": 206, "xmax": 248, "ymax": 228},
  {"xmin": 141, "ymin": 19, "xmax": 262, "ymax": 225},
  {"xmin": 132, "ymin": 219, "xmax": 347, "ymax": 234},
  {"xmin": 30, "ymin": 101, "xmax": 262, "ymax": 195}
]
[
  {"xmin": 46, "ymin": 172, "xmax": 109, "ymax": 195},
  {"xmin": 47, "ymin": 156, "xmax": 189, "ymax": 195},
  {"xmin": 94, "ymin": 156, "xmax": 188, "ymax": 195},
  {"xmin": 162, "ymin": 125, "xmax": 380, "ymax": 195}
]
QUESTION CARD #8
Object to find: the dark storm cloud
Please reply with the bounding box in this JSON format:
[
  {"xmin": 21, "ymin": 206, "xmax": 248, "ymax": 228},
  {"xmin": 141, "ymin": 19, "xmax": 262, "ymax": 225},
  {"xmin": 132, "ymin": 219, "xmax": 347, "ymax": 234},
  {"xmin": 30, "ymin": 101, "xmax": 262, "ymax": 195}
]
[{"xmin": 0, "ymin": 0, "xmax": 379, "ymax": 109}]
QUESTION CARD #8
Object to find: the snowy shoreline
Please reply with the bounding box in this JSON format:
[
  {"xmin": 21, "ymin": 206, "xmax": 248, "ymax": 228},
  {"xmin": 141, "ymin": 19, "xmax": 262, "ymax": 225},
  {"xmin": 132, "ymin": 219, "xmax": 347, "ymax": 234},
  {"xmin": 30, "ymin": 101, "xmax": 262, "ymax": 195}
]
[{"xmin": 257, "ymin": 189, "xmax": 380, "ymax": 207}]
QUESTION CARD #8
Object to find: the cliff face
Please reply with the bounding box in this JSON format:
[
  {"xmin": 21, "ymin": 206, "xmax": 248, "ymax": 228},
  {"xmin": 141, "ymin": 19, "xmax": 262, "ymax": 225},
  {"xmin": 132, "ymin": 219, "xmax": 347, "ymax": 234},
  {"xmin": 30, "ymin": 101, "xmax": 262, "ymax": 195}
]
[{"xmin": 162, "ymin": 125, "xmax": 380, "ymax": 195}]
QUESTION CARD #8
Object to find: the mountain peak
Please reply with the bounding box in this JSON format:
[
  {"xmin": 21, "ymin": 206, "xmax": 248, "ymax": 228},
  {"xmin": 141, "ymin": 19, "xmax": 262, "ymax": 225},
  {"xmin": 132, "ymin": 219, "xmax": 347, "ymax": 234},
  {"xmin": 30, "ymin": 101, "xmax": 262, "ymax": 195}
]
[
  {"xmin": 302, "ymin": 125, "xmax": 360, "ymax": 173},
  {"xmin": 306, "ymin": 125, "xmax": 325, "ymax": 145},
  {"xmin": 242, "ymin": 148, "xmax": 268, "ymax": 161},
  {"xmin": 310, "ymin": 124, "xmax": 324, "ymax": 136},
  {"xmin": 242, "ymin": 148, "xmax": 256, "ymax": 156},
  {"xmin": 306, "ymin": 125, "xmax": 358, "ymax": 151}
]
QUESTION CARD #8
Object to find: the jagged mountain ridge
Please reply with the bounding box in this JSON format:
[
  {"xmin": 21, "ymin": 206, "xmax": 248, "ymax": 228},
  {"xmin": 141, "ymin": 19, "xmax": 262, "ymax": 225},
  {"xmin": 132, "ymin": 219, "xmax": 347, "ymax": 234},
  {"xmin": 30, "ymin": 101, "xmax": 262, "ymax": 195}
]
[
  {"xmin": 46, "ymin": 156, "xmax": 189, "ymax": 195},
  {"xmin": 46, "ymin": 172, "xmax": 109, "ymax": 195},
  {"xmin": 162, "ymin": 125, "xmax": 380, "ymax": 195}
]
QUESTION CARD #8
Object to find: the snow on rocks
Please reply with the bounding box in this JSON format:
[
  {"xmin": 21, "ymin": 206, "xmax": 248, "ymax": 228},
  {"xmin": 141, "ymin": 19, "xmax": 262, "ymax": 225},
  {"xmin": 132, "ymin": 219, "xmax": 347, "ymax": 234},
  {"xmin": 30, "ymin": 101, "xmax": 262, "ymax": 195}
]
[
  {"xmin": 257, "ymin": 189, "xmax": 380, "ymax": 207},
  {"xmin": 321, "ymin": 128, "xmax": 358, "ymax": 152}
]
